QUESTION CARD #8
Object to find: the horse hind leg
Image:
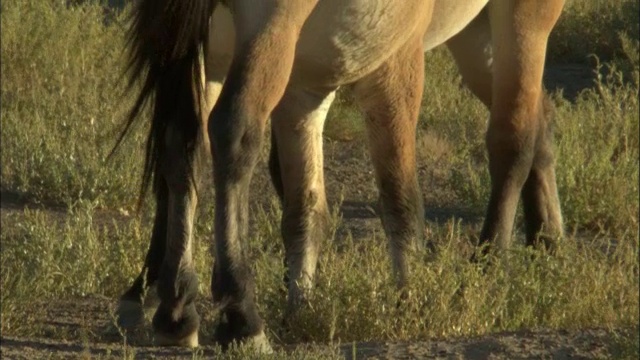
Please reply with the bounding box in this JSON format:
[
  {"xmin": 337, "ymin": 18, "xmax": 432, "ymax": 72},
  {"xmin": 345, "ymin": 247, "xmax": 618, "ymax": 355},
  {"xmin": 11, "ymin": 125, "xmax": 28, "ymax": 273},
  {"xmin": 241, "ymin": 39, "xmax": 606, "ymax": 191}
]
[
  {"xmin": 115, "ymin": 125, "xmax": 202, "ymax": 348},
  {"xmin": 147, "ymin": 119, "xmax": 205, "ymax": 348},
  {"xmin": 149, "ymin": 70, "xmax": 225, "ymax": 348},
  {"xmin": 477, "ymin": 0, "xmax": 565, "ymax": 253},
  {"xmin": 116, "ymin": 180, "xmax": 166, "ymax": 331},
  {"xmin": 270, "ymin": 88, "xmax": 335, "ymax": 316},
  {"xmin": 353, "ymin": 36, "xmax": 426, "ymax": 289},
  {"xmin": 447, "ymin": 5, "xmax": 563, "ymax": 253},
  {"xmin": 116, "ymin": 67, "xmax": 223, "ymax": 343}
]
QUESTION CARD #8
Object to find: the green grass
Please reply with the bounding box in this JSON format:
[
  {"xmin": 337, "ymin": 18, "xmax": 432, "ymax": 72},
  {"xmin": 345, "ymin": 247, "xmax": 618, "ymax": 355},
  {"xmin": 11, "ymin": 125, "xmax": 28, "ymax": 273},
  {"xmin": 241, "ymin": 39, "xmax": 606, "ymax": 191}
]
[
  {"xmin": 1, "ymin": 0, "xmax": 638, "ymax": 358},
  {"xmin": 0, "ymin": 0, "xmax": 144, "ymax": 209},
  {"xmin": 549, "ymin": 0, "xmax": 640, "ymax": 64}
]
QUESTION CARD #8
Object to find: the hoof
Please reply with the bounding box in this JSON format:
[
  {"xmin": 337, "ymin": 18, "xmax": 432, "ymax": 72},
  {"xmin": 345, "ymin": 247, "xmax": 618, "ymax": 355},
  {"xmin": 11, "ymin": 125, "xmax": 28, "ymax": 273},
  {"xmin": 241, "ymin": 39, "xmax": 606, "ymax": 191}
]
[
  {"xmin": 215, "ymin": 320, "xmax": 273, "ymax": 354},
  {"xmin": 116, "ymin": 300, "xmax": 146, "ymax": 330},
  {"xmin": 155, "ymin": 330, "xmax": 199, "ymax": 348},
  {"xmin": 116, "ymin": 288, "xmax": 160, "ymax": 330}
]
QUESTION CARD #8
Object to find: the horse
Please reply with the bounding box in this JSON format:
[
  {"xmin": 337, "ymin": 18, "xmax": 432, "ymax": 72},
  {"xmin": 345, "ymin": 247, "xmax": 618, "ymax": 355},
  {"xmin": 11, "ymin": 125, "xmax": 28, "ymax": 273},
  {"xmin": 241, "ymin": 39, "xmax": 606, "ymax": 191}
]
[{"xmin": 114, "ymin": 0, "xmax": 565, "ymax": 351}]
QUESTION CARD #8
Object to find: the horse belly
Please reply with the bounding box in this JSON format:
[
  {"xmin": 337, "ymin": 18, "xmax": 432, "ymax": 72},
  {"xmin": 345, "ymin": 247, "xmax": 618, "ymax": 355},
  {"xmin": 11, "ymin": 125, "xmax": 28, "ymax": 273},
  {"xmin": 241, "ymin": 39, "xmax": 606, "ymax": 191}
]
[
  {"xmin": 290, "ymin": 0, "xmax": 435, "ymax": 87},
  {"xmin": 207, "ymin": 0, "xmax": 490, "ymax": 87},
  {"xmin": 423, "ymin": 0, "xmax": 489, "ymax": 51}
]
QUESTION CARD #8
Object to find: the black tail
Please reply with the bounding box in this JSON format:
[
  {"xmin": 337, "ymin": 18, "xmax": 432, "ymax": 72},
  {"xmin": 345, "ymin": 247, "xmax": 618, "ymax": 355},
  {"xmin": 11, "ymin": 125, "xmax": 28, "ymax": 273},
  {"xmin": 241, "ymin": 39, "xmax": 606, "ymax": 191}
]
[{"xmin": 113, "ymin": 0, "xmax": 216, "ymax": 209}]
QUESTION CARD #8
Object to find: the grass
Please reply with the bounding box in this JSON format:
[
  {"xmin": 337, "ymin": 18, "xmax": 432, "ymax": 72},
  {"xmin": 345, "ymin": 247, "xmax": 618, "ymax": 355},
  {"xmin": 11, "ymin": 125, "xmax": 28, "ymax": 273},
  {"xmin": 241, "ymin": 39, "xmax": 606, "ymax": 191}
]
[
  {"xmin": 0, "ymin": 1, "xmax": 144, "ymax": 209},
  {"xmin": 549, "ymin": 0, "xmax": 640, "ymax": 65},
  {"xmin": 1, "ymin": 0, "xmax": 638, "ymax": 358}
]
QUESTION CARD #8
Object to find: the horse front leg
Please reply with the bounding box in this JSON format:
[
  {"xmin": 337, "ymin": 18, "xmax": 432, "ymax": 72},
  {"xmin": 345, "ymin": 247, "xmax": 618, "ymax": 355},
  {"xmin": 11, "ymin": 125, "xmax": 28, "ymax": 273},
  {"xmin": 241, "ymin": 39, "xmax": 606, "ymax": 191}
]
[
  {"xmin": 479, "ymin": 0, "xmax": 565, "ymax": 254},
  {"xmin": 353, "ymin": 35, "xmax": 427, "ymax": 290},
  {"xmin": 208, "ymin": 1, "xmax": 319, "ymax": 350},
  {"xmin": 520, "ymin": 96, "xmax": 563, "ymax": 250},
  {"xmin": 447, "ymin": 5, "xmax": 563, "ymax": 255}
]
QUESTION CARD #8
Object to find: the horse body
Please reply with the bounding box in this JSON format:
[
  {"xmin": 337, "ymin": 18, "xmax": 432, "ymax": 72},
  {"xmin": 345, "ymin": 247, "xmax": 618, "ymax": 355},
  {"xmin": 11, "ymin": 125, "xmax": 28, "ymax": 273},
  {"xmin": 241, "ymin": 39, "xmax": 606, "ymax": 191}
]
[
  {"xmin": 206, "ymin": 0, "xmax": 490, "ymax": 87},
  {"xmin": 116, "ymin": 0, "xmax": 565, "ymax": 351}
]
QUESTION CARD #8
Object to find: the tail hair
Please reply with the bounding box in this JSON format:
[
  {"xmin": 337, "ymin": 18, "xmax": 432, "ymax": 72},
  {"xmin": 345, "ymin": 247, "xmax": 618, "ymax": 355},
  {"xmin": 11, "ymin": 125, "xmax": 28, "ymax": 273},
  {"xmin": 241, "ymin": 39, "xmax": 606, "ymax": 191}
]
[{"xmin": 111, "ymin": 0, "xmax": 216, "ymax": 210}]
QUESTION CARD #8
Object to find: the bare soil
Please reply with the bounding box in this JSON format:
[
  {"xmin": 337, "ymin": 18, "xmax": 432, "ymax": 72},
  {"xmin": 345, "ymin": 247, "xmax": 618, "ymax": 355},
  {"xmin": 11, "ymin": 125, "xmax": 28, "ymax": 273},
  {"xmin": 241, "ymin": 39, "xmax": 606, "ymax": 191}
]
[
  {"xmin": 0, "ymin": 293, "xmax": 622, "ymax": 360},
  {"xmin": 2, "ymin": 64, "xmax": 625, "ymax": 359}
]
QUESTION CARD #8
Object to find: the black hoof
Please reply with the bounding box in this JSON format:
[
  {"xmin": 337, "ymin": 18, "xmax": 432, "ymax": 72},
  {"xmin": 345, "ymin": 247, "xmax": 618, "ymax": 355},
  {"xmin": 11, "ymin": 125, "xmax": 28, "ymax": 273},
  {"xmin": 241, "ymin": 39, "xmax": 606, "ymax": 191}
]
[
  {"xmin": 152, "ymin": 302, "xmax": 200, "ymax": 347},
  {"xmin": 116, "ymin": 299, "xmax": 146, "ymax": 330},
  {"xmin": 214, "ymin": 312, "xmax": 271, "ymax": 353}
]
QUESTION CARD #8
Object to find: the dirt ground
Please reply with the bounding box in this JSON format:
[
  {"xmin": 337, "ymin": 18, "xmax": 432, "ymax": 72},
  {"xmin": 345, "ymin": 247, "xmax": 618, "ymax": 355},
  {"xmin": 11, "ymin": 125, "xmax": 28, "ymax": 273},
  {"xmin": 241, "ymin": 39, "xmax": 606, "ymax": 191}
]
[
  {"xmin": 0, "ymin": 293, "xmax": 622, "ymax": 360},
  {"xmin": 2, "ymin": 64, "xmax": 627, "ymax": 359}
]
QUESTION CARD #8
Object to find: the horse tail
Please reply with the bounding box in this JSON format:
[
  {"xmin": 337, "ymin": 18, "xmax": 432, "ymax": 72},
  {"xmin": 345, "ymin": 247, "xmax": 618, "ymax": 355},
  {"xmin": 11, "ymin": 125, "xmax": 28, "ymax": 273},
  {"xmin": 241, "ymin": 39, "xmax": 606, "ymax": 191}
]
[{"xmin": 113, "ymin": 0, "xmax": 217, "ymax": 209}]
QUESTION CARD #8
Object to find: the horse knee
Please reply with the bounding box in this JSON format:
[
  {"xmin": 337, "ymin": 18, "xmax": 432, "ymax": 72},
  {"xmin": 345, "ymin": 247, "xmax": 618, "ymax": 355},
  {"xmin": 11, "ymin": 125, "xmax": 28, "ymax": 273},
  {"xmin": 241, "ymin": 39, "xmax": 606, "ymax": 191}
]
[
  {"xmin": 486, "ymin": 110, "xmax": 539, "ymax": 169},
  {"xmin": 209, "ymin": 113, "xmax": 264, "ymax": 182},
  {"xmin": 487, "ymin": 94, "xmax": 554, "ymax": 177}
]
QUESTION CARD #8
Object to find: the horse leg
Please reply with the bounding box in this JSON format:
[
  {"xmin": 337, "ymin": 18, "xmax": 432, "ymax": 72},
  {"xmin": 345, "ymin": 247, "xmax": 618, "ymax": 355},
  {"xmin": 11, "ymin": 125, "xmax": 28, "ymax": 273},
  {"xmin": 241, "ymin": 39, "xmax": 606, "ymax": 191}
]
[
  {"xmin": 150, "ymin": 129, "xmax": 201, "ymax": 347},
  {"xmin": 475, "ymin": 0, "xmax": 564, "ymax": 253},
  {"xmin": 271, "ymin": 88, "xmax": 335, "ymax": 315},
  {"xmin": 447, "ymin": 7, "xmax": 563, "ymax": 252},
  {"xmin": 116, "ymin": 126, "xmax": 203, "ymax": 348},
  {"xmin": 116, "ymin": 180, "xmax": 167, "ymax": 330},
  {"xmin": 446, "ymin": 9, "xmax": 493, "ymax": 108},
  {"xmin": 116, "ymin": 61, "xmax": 224, "ymax": 342},
  {"xmin": 352, "ymin": 36, "xmax": 425, "ymax": 289},
  {"xmin": 149, "ymin": 57, "xmax": 226, "ymax": 347},
  {"xmin": 208, "ymin": 1, "xmax": 318, "ymax": 350},
  {"xmin": 520, "ymin": 96, "xmax": 563, "ymax": 250},
  {"xmin": 268, "ymin": 132, "xmax": 285, "ymax": 201},
  {"xmin": 267, "ymin": 129, "xmax": 288, "ymax": 299}
]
